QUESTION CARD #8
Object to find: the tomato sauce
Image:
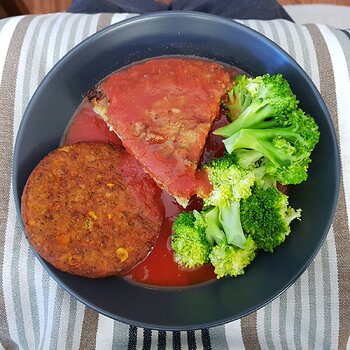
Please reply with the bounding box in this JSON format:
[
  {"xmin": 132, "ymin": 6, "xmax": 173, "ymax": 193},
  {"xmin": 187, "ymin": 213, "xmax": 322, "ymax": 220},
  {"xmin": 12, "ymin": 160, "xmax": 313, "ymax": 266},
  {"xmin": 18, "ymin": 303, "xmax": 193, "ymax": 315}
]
[
  {"xmin": 63, "ymin": 100, "xmax": 122, "ymax": 146},
  {"xmin": 63, "ymin": 100, "xmax": 230, "ymax": 286},
  {"xmin": 125, "ymin": 112, "xmax": 229, "ymax": 286},
  {"xmin": 125, "ymin": 193, "xmax": 217, "ymax": 286},
  {"xmin": 63, "ymin": 58, "xmax": 235, "ymax": 287}
]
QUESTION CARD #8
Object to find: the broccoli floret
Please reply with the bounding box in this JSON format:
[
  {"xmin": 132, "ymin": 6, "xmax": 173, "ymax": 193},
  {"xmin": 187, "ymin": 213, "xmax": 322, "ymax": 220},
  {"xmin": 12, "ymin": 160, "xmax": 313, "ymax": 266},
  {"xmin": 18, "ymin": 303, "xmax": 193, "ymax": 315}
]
[
  {"xmin": 221, "ymin": 75, "xmax": 253, "ymax": 120},
  {"xmin": 204, "ymin": 154, "xmax": 255, "ymax": 207},
  {"xmin": 171, "ymin": 211, "xmax": 211, "ymax": 268},
  {"xmin": 213, "ymin": 73, "xmax": 320, "ymax": 185},
  {"xmin": 215, "ymin": 74, "xmax": 299, "ymax": 137},
  {"xmin": 201, "ymin": 201, "xmax": 247, "ymax": 249},
  {"xmin": 240, "ymin": 185, "xmax": 301, "ymax": 253},
  {"xmin": 171, "ymin": 153, "xmax": 256, "ymax": 270},
  {"xmin": 221, "ymin": 109, "xmax": 319, "ymax": 185},
  {"xmin": 232, "ymin": 149, "xmax": 264, "ymax": 169},
  {"xmin": 231, "ymin": 149, "xmax": 276, "ymax": 189},
  {"xmin": 201, "ymin": 154, "xmax": 255, "ymax": 249},
  {"xmin": 209, "ymin": 236, "xmax": 257, "ymax": 278}
]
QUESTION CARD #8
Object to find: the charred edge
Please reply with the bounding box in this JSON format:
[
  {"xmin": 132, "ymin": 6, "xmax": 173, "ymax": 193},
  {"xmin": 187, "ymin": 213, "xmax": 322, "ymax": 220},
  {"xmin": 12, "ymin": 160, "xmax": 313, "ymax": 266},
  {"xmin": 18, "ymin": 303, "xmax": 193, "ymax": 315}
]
[{"xmin": 84, "ymin": 83, "xmax": 105, "ymax": 102}]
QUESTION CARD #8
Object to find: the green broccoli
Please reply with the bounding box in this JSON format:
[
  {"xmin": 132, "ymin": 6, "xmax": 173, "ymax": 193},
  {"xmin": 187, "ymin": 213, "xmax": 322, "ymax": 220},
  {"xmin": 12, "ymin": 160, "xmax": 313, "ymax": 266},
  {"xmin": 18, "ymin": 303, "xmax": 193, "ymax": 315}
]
[
  {"xmin": 202, "ymin": 207, "xmax": 226, "ymax": 246},
  {"xmin": 170, "ymin": 73, "xmax": 317, "ymax": 280},
  {"xmin": 222, "ymin": 109, "xmax": 320, "ymax": 185},
  {"xmin": 213, "ymin": 74, "xmax": 320, "ymax": 185},
  {"xmin": 202, "ymin": 154, "xmax": 255, "ymax": 248},
  {"xmin": 221, "ymin": 75, "xmax": 253, "ymax": 120},
  {"xmin": 201, "ymin": 202, "xmax": 257, "ymax": 278},
  {"xmin": 203, "ymin": 153, "xmax": 255, "ymax": 208},
  {"xmin": 171, "ymin": 154, "xmax": 257, "ymax": 275},
  {"xmin": 231, "ymin": 149, "xmax": 264, "ymax": 170},
  {"xmin": 219, "ymin": 200, "xmax": 246, "ymax": 249},
  {"xmin": 202, "ymin": 202, "xmax": 246, "ymax": 249},
  {"xmin": 232, "ymin": 149, "xmax": 276, "ymax": 189},
  {"xmin": 215, "ymin": 74, "xmax": 299, "ymax": 137},
  {"xmin": 240, "ymin": 185, "xmax": 301, "ymax": 252},
  {"xmin": 171, "ymin": 211, "xmax": 211, "ymax": 268},
  {"xmin": 209, "ymin": 236, "xmax": 257, "ymax": 278}
]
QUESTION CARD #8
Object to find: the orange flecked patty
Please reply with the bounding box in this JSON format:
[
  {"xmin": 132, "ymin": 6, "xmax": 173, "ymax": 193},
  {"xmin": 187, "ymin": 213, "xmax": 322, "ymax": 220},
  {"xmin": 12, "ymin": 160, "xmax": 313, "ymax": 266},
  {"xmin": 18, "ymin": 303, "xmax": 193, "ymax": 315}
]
[{"xmin": 21, "ymin": 142, "xmax": 163, "ymax": 278}]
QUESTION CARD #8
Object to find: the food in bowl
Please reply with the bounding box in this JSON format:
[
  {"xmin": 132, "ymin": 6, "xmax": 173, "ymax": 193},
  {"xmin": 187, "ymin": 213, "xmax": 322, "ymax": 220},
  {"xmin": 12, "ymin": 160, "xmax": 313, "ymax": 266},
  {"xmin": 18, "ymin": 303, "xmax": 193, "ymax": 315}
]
[{"xmin": 20, "ymin": 56, "xmax": 320, "ymax": 285}]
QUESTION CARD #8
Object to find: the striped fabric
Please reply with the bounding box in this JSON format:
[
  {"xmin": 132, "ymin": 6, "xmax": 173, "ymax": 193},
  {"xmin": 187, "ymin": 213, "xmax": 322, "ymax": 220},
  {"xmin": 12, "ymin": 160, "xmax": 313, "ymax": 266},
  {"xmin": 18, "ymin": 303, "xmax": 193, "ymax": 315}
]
[{"xmin": 0, "ymin": 13, "xmax": 349, "ymax": 350}]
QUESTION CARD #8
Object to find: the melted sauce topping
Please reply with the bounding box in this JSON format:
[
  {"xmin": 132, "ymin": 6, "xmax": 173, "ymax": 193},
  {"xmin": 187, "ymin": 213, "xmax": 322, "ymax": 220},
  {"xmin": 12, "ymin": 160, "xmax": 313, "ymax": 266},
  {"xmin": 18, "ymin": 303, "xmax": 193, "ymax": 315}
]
[{"xmin": 98, "ymin": 58, "xmax": 232, "ymax": 201}]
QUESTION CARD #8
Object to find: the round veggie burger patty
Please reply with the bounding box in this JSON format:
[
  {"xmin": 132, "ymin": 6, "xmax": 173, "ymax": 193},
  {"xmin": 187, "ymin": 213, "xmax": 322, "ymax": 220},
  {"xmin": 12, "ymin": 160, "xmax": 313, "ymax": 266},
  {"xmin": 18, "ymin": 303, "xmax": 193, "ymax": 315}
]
[{"xmin": 21, "ymin": 142, "xmax": 163, "ymax": 278}]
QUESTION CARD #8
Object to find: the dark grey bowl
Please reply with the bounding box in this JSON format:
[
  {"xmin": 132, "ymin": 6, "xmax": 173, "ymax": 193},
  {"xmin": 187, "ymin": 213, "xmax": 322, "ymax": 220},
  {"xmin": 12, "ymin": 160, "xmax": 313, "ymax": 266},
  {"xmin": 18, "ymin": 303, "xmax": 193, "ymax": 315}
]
[{"xmin": 13, "ymin": 12, "xmax": 340, "ymax": 330}]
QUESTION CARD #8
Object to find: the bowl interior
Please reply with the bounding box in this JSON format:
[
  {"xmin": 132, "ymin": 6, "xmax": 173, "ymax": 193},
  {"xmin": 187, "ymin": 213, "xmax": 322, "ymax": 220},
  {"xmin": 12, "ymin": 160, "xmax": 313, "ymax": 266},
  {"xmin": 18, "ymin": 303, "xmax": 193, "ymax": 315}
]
[{"xmin": 13, "ymin": 12, "xmax": 340, "ymax": 330}]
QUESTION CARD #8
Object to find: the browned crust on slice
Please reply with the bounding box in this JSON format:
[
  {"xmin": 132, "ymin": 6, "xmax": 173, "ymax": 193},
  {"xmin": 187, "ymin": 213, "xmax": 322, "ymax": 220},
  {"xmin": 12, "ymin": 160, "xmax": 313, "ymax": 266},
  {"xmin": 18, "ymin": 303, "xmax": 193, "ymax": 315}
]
[{"xmin": 87, "ymin": 85, "xmax": 110, "ymax": 120}]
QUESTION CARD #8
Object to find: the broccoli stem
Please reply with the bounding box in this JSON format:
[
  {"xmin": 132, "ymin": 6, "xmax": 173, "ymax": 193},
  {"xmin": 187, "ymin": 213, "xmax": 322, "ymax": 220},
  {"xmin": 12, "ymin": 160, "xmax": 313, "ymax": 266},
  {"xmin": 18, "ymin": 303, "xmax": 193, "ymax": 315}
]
[
  {"xmin": 233, "ymin": 149, "xmax": 264, "ymax": 169},
  {"xmin": 214, "ymin": 100, "xmax": 278, "ymax": 137},
  {"xmin": 204, "ymin": 207, "xmax": 226, "ymax": 246},
  {"xmin": 223, "ymin": 128, "xmax": 300, "ymax": 167},
  {"xmin": 219, "ymin": 201, "xmax": 246, "ymax": 249}
]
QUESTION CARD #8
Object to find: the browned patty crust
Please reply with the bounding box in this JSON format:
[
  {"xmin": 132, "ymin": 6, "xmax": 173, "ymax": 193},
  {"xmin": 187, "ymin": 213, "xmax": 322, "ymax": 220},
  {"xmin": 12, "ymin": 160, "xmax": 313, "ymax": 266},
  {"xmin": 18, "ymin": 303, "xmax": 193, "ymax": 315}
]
[{"xmin": 21, "ymin": 142, "xmax": 163, "ymax": 278}]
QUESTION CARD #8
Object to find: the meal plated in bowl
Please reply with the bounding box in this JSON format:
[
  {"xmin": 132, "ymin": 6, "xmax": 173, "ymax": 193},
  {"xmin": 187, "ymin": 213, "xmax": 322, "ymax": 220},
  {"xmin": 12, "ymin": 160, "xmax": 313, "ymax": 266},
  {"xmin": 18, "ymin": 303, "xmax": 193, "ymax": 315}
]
[{"xmin": 13, "ymin": 12, "xmax": 340, "ymax": 330}]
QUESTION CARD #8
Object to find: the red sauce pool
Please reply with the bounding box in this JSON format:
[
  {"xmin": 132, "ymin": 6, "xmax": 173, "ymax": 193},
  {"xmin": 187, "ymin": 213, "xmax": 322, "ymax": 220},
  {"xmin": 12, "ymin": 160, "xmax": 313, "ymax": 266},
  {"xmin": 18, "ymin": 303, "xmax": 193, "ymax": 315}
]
[
  {"xmin": 63, "ymin": 100, "xmax": 122, "ymax": 146},
  {"xmin": 126, "ymin": 193, "xmax": 217, "ymax": 286}
]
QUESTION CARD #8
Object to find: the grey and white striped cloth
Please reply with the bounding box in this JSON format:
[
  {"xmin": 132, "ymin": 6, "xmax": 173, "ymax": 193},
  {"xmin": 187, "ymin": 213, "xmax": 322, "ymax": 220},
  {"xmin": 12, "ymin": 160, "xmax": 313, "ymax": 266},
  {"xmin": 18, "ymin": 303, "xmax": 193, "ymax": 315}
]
[{"xmin": 0, "ymin": 13, "xmax": 349, "ymax": 350}]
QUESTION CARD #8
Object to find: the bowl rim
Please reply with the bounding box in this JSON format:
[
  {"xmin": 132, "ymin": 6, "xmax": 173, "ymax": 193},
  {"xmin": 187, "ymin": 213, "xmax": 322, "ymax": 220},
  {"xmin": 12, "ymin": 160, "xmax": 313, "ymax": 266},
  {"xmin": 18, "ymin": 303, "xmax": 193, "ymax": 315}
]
[{"xmin": 12, "ymin": 11, "xmax": 341, "ymax": 330}]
